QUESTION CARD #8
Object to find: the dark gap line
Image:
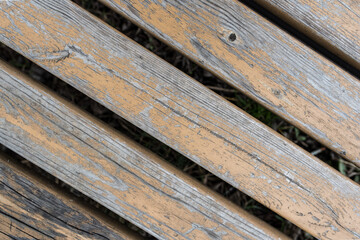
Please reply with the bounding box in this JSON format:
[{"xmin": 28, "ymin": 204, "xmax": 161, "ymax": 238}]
[
  {"xmin": 0, "ymin": 41, "xmax": 305, "ymax": 238},
  {"xmin": 239, "ymin": 0, "xmax": 360, "ymax": 78},
  {"xmin": 69, "ymin": 0, "xmax": 358, "ymax": 174}
]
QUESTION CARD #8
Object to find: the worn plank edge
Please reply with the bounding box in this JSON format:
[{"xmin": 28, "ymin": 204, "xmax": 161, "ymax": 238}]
[{"xmin": 0, "ymin": 151, "xmax": 141, "ymax": 240}]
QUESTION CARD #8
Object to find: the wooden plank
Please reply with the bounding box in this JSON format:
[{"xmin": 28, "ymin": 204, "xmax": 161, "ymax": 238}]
[
  {"xmin": 0, "ymin": 62, "xmax": 288, "ymax": 240},
  {"xmin": 97, "ymin": 0, "xmax": 360, "ymax": 165},
  {"xmin": 0, "ymin": 1, "xmax": 359, "ymax": 238},
  {"xmin": 253, "ymin": 0, "xmax": 360, "ymax": 70},
  {"xmin": 0, "ymin": 153, "xmax": 140, "ymax": 240}
]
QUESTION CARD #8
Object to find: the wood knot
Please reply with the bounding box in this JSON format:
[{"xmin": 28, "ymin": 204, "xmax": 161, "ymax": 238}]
[
  {"xmin": 228, "ymin": 33, "xmax": 236, "ymax": 42},
  {"xmin": 217, "ymin": 29, "xmax": 241, "ymax": 44}
]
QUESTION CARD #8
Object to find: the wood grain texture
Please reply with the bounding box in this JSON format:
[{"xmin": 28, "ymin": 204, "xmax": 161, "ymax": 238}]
[
  {"xmin": 0, "ymin": 62, "xmax": 288, "ymax": 240},
  {"xmin": 98, "ymin": 0, "xmax": 360, "ymax": 165},
  {"xmin": 0, "ymin": 1, "xmax": 359, "ymax": 238},
  {"xmin": 253, "ymin": 0, "xmax": 360, "ymax": 70},
  {"xmin": 0, "ymin": 153, "xmax": 140, "ymax": 240}
]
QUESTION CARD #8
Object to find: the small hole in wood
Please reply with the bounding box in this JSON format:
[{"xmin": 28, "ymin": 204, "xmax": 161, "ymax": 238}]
[{"xmin": 228, "ymin": 33, "xmax": 236, "ymax": 42}]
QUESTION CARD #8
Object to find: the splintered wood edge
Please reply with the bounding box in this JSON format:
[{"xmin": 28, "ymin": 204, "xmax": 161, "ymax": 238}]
[
  {"xmin": 0, "ymin": 62, "xmax": 288, "ymax": 239},
  {"xmin": 253, "ymin": 0, "xmax": 360, "ymax": 70},
  {"xmin": 0, "ymin": 1, "xmax": 359, "ymax": 238},
  {"xmin": 98, "ymin": 0, "xmax": 360, "ymax": 165},
  {"xmin": 0, "ymin": 152, "xmax": 142, "ymax": 240}
]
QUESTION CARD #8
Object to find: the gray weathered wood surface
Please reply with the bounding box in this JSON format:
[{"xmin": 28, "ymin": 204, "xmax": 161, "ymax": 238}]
[
  {"xmin": 253, "ymin": 0, "xmax": 360, "ymax": 69},
  {"xmin": 1, "ymin": 0, "xmax": 360, "ymax": 238},
  {"xmin": 99, "ymin": 0, "xmax": 360, "ymax": 165},
  {"xmin": 0, "ymin": 61, "xmax": 287, "ymax": 240},
  {"xmin": 0, "ymin": 153, "xmax": 139, "ymax": 240}
]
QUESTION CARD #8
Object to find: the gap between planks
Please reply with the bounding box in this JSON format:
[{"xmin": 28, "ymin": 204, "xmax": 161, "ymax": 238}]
[
  {"xmin": 252, "ymin": 0, "xmax": 360, "ymax": 70},
  {"xmin": 98, "ymin": 0, "xmax": 360, "ymax": 165},
  {"xmin": 0, "ymin": 61, "xmax": 287, "ymax": 239}
]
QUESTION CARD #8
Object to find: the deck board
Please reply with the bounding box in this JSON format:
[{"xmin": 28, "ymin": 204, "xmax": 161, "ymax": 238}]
[
  {"xmin": 0, "ymin": 153, "xmax": 140, "ymax": 240},
  {"xmin": 0, "ymin": 61, "xmax": 287, "ymax": 240},
  {"xmin": 98, "ymin": 0, "xmax": 360, "ymax": 165},
  {"xmin": 253, "ymin": 0, "xmax": 360, "ymax": 70},
  {"xmin": 0, "ymin": 1, "xmax": 360, "ymax": 238}
]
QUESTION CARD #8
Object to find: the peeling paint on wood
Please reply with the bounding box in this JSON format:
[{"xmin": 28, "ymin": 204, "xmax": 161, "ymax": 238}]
[
  {"xmin": 253, "ymin": 0, "xmax": 360, "ymax": 70},
  {"xmin": 0, "ymin": 61, "xmax": 287, "ymax": 239},
  {"xmin": 98, "ymin": 0, "xmax": 360, "ymax": 165},
  {"xmin": 0, "ymin": 1, "xmax": 360, "ymax": 239},
  {"xmin": 0, "ymin": 153, "xmax": 140, "ymax": 240}
]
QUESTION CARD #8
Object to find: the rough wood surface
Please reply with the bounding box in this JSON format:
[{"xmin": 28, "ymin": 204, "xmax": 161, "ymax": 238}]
[
  {"xmin": 0, "ymin": 1, "xmax": 359, "ymax": 238},
  {"xmin": 0, "ymin": 62, "xmax": 288, "ymax": 240},
  {"xmin": 98, "ymin": 0, "xmax": 360, "ymax": 165},
  {"xmin": 253, "ymin": 0, "xmax": 360, "ymax": 70},
  {"xmin": 0, "ymin": 153, "xmax": 140, "ymax": 240}
]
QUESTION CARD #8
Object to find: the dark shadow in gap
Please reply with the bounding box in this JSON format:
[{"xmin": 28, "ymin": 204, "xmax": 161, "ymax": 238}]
[
  {"xmin": 0, "ymin": 41, "xmax": 310, "ymax": 238},
  {"xmin": 239, "ymin": 0, "xmax": 360, "ymax": 78}
]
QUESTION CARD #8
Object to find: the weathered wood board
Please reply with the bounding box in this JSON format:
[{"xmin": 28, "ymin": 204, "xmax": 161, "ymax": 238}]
[
  {"xmin": 1, "ymin": 1, "xmax": 360, "ymax": 238},
  {"xmin": 99, "ymin": 0, "xmax": 360, "ymax": 165},
  {"xmin": 0, "ymin": 62, "xmax": 287, "ymax": 239},
  {"xmin": 253, "ymin": 0, "xmax": 360, "ymax": 70},
  {"xmin": 0, "ymin": 153, "xmax": 140, "ymax": 240}
]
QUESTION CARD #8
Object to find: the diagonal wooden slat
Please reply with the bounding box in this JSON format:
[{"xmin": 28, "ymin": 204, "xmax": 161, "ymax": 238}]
[
  {"xmin": 0, "ymin": 61, "xmax": 288, "ymax": 239},
  {"xmin": 0, "ymin": 152, "xmax": 141, "ymax": 240},
  {"xmin": 98, "ymin": 0, "xmax": 360, "ymax": 165},
  {"xmin": 0, "ymin": 1, "xmax": 359, "ymax": 238},
  {"xmin": 253, "ymin": 0, "xmax": 360, "ymax": 70}
]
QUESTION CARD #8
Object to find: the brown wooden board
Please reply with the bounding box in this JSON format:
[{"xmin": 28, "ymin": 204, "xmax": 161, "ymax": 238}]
[
  {"xmin": 253, "ymin": 0, "xmax": 360, "ymax": 70},
  {"xmin": 0, "ymin": 62, "xmax": 288, "ymax": 239},
  {"xmin": 98, "ymin": 0, "xmax": 360, "ymax": 165},
  {"xmin": 0, "ymin": 1, "xmax": 359, "ymax": 238},
  {"xmin": 0, "ymin": 153, "xmax": 140, "ymax": 240}
]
